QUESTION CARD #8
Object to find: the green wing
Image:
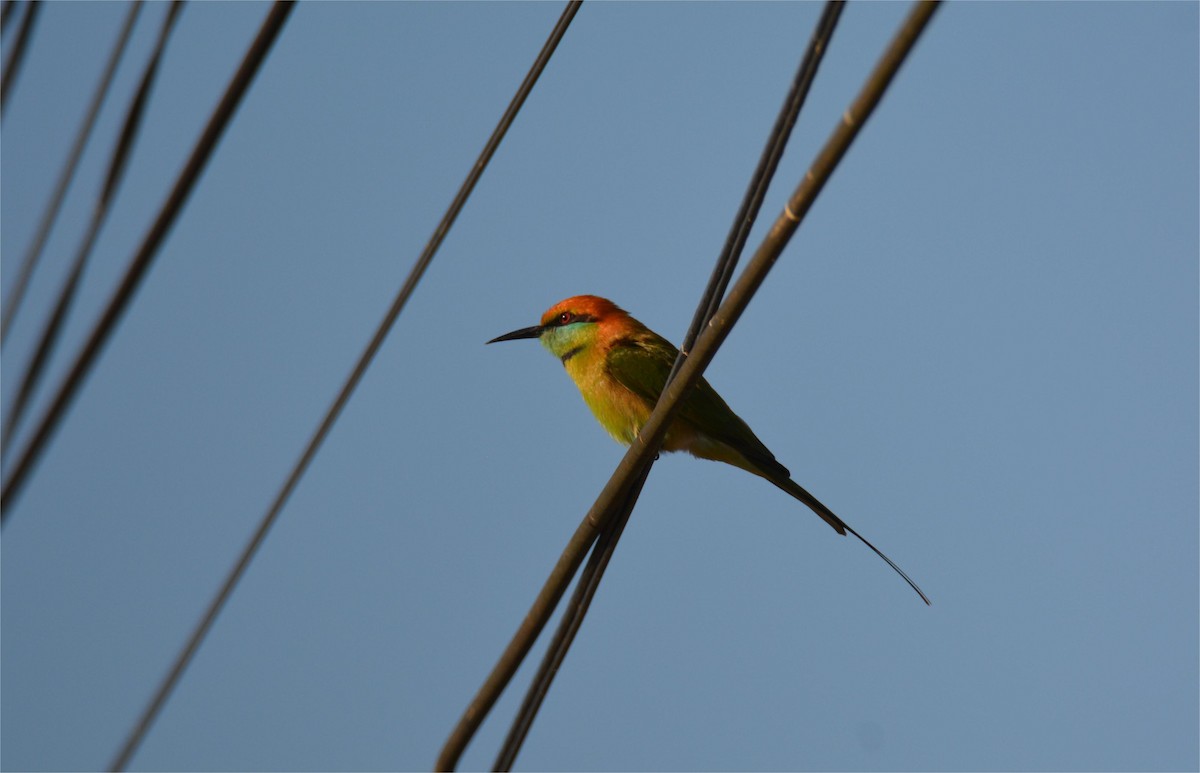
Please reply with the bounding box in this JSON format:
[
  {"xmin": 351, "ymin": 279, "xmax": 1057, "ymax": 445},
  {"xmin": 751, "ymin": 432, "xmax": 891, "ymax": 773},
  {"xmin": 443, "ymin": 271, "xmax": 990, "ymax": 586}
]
[
  {"xmin": 605, "ymin": 333, "xmax": 791, "ymax": 480},
  {"xmin": 607, "ymin": 333, "xmax": 855, "ymax": 539}
]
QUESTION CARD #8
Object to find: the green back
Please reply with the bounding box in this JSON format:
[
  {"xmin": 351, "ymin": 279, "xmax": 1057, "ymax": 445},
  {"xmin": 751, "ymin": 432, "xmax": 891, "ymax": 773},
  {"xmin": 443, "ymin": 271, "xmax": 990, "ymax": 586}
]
[{"xmin": 605, "ymin": 332, "xmax": 790, "ymax": 479}]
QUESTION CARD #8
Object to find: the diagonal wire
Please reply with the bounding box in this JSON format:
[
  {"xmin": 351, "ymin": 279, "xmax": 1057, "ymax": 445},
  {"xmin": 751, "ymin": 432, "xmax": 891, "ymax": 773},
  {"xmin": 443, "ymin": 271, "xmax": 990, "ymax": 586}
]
[
  {"xmin": 1, "ymin": 0, "xmax": 18, "ymax": 38},
  {"xmin": 1, "ymin": 1, "xmax": 144, "ymax": 346},
  {"xmin": 0, "ymin": 1, "xmax": 294, "ymax": 520},
  {"xmin": 492, "ymin": 468, "xmax": 649, "ymax": 772},
  {"xmin": 0, "ymin": 0, "xmax": 39, "ymax": 117},
  {"xmin": 681, "ymin": 4, "xmax": 841, "ymax": 357},
  {"xmin": 438, "ymin": 2, "xmax": 940, "ymax": 768},
  {"xmin": 105, "ymin": 3, "xmax": 581, "ymax": 770},
  {"xmin": 1, "ymin": 1, "xmax": 182, "ymax": 459},
  {"xmin": 492, "ymin": 4, "xmax": 846, "ymax": 768}
]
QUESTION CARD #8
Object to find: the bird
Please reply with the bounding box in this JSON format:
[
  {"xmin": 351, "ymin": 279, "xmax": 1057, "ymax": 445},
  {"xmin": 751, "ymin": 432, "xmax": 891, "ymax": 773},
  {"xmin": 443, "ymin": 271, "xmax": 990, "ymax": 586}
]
[{"xmin": 487, "ymin": 295, "xmax": 929, "ymax": 605}]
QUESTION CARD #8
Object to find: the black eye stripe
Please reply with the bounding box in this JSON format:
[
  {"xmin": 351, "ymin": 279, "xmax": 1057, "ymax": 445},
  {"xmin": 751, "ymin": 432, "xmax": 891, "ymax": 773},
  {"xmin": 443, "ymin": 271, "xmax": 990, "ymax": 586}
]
[{"xmin": 554, "ymin": 313, "xmax": 596, "ymax": 327}]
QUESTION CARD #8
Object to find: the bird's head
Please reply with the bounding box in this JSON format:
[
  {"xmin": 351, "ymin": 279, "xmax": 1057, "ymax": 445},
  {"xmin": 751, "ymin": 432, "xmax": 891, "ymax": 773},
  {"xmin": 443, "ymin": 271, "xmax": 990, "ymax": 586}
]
[{"xmin": 487, "ymin": 295, "xmax": 627, "ymax": 364}]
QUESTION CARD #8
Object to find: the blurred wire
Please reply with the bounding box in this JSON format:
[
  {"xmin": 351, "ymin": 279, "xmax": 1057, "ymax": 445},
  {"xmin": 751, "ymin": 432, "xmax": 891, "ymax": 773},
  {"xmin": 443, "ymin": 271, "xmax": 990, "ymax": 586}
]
[
  {"xmin": 104, "ymin": 3, "xmax": 581, "ymax": 770},
  {"xmin": 0, "ymin": 0, "xmax": 39, "ymax": 117},
  {"xmin": 438, "ymin": 2, "xmax": 940, "ymax": 768},
  {"xmin": 493, "ymin": 4, "xmax": 846, "ymax": 768},
  {"xmin": 1, "ymin": 1, "xmax": 294, "ymax": 519},
  {"xmin": 1, "ymin": 0, "xmax": 18, "ymax": 37},
  {"xmin": 1, "ymin": 1, "xmax": 180, "ymax": 459},
  {"xmin": 0, "ymin": 1, "xmax": 144, "ymax": 346}
]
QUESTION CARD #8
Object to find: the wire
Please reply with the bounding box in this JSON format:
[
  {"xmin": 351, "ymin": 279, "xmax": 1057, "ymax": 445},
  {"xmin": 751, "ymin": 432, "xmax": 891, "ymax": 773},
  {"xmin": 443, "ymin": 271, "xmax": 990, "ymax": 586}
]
[
  {"xmin": 0, "ymin": 0, "xmax": 39, "ymax": 117},
  {"xmin": 1, "ymin": 1, "xmax": 18, "ymax": 37},
  {"xmin": 491, "ymin": 4, "xmax": 847, "ymax": 768},
  {"xmin": 437, "ymin": 2, "xmax": 941, "ymax": 768},
  {"xmin": 1, "ymin": 1, "xmax": 181, "ymax": 459},
  {"xmin": 0, "ymin": 1, "xmax": 294, "ymax": 520},
  {"xmin": 492, "ymin": 466, "xmax": 651, "ymax": 771},
  {"xmin": 104, "ymin": 3, "xmax": 581, "ymax": 769},
  {"xmin": 492, "ymin": 4, "xmax": 849, "ymax": 768},
  {"xmin": 0, "ymin": 1, "xmax": 144, "ymax": 346},
  {"xmin": 682, "ymin": 4, "xmax": 845, "ymax": 354}
]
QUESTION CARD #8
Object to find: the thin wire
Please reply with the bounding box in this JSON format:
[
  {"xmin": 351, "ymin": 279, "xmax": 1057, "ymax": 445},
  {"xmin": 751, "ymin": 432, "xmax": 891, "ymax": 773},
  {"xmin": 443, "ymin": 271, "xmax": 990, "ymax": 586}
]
[
  {"xmin": 1, "ymin": 1, "xmax": 181, "ymax": 459},
  {"xmin": 1, "ymin": 0, "xmax": 18, "ymax": 38},
  {"xmin": 0, "ymin": 2, "xmax": 294, "ymax": 521},
  {"xmin": 492, "ymin": 466, "xmax": 650, "ymax": 772},
  {"xmin": 438, "ymin": 2, "xmax": 940, "ymax": 767},
  {"xmin": 683, "ymin": 4, "xmax": 844, "ymax": 353},
  {"xmin": 0, "ymin": 1, "xmax": 144, "ymax": 346},
  {"xmin": 105, "ymin": 3, "xmax": 581, "ymax": 770},
  {"xmin": 0, "ymin": 0, "xmax": 39, "ymax": 117},
  {"xmin": 493, "ymin": 3, "xmax": 846, "ymax": 768}
]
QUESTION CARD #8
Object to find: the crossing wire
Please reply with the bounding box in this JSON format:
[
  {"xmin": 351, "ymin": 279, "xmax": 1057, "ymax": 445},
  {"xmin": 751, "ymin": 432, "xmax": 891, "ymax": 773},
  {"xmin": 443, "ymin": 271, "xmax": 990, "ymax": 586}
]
[
  {"xmin": 437, "ymin": 2, "xmax": 941, "ymax": 768},
  {"xmin": 0, "ymin": 0, "xmax": 38, "ymax": 116},
  {"xmin": 105, "ymin": 3, "xmax": 582, "ymax": 769},
  {"xmin": 0, "ymin": 1, "xmax": 144, "ymax": 346},
  {"xmin": 1, "ymin": 1, "xmax": 294, "ymax": 520},
  {"xmin": 2, "ymin": 2, "xmax": 182, "ymax": 459},
  {"xmin": 492, "ymin": 3, "xmax": 847, "ymax": 768}
]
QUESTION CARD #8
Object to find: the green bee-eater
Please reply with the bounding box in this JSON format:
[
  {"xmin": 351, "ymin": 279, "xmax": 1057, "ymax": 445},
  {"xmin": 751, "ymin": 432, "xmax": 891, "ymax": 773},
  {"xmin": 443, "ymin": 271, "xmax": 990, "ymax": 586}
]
[{"xmin": 488, "ymin": 295, "xmax": 929, "ymax": 605}]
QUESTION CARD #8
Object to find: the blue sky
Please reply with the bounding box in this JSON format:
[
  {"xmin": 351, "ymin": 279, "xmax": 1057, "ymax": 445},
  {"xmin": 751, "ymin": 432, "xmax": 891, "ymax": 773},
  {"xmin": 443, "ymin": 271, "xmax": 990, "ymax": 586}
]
[{"xmin": 2, "ymin": 2, "xmax": 1196, "ymax": 771}]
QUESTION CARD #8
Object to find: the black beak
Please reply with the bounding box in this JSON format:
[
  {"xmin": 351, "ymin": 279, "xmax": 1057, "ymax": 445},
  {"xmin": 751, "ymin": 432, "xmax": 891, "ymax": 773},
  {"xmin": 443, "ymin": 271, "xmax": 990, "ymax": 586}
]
[{"xmin": 486, "ymin": 325, "xmax": 544, "ymax": 344}]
